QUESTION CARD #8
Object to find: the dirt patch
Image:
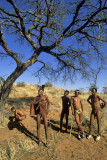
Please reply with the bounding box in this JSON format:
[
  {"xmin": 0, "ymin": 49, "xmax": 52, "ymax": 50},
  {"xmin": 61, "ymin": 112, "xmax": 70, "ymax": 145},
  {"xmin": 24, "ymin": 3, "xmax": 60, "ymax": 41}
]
[{"xmin": 0, "ymin": 85, "xmax": 107, "ymax": 160}]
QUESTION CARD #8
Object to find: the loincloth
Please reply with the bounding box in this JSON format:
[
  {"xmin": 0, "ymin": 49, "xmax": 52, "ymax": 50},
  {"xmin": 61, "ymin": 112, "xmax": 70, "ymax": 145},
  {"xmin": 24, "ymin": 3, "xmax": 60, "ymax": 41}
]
[
  {"xmin": 75, "ymin": 109, "xmax": 82, "ymax": 115},
  {"xmin": 91, "ymin": 108, "xmax": 101, "ymax": 115}
]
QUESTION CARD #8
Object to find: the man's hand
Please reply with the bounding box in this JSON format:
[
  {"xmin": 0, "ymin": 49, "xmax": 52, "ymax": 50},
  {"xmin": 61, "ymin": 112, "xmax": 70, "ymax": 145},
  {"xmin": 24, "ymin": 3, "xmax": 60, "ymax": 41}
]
[
  {"xmin": 72, "ymin": 111, "xmax": 74, "ymax": 115},
  {"xmin": 46, "ymin": 110, "xmax": 48, "ymax": 115},
  {"xmin": 16, "ymin": 114, "xmax": 20, "ymax": 119}
]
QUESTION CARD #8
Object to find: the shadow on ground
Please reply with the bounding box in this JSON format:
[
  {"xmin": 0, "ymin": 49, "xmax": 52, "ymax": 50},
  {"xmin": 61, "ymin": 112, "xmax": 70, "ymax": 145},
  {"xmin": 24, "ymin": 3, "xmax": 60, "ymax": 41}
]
[{"xmin": 8, "ymin": 120, "xmax": 38, "ymax": 143}]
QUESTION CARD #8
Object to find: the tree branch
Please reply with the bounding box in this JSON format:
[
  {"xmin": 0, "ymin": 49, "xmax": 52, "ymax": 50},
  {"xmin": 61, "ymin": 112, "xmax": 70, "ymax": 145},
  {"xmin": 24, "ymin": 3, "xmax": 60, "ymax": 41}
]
[
  {"xmin": 0, "ymin": 8, "xmax": 18, "ymax": 18},
  {"xmin": 0, "ymin": 29, "xmax": 22, "ymax": 65},
  {"xmin": 38, "ymin": 0, "xmax": 50, "ymax": 46},
  {"xmin": 63, "ymin": 0, "xmax": 86, "ymax": 35},
  {"xmin": 46, "ymin": 50, "xmax": 82, "ymax": 71},
  {"xmin": 7, "ymin": 0, "xmax": 26, "ymax": 34}
]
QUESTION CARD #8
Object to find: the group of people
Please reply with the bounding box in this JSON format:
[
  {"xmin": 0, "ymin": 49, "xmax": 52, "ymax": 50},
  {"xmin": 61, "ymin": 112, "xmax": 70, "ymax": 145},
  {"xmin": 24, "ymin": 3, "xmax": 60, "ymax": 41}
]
[
  {"xmin": 10, "ymin": 87, "xmax": 106, "ymax": 148},
  {"xmin": 60, "ymin": 88, "xmax": 106, "ymax": 142}
]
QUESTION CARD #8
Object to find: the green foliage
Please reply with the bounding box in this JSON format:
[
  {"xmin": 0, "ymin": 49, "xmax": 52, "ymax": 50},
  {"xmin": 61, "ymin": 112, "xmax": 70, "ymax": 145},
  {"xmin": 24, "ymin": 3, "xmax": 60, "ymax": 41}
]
[
  {"xmin": 16, "ymin": 82, "xmax": 26, "ymax": 87},
  {"xmin": 45, "ymin": 82, "xmax": 53, "ymax": 87}
]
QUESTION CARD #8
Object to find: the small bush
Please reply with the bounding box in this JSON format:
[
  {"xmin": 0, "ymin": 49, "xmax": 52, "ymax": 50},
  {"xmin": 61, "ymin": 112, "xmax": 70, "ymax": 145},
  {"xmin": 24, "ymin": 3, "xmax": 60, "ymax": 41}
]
[
  {"xmin": 102, "ymin": 87, "xmax": 107, "ymax": 94},
  {"xmin": 16, "ymin": 82, "xmax": 26, "ymax": 87},
  {"xmin": 45, "ymin": 82, "xmax": 53, "ymax": 87}
]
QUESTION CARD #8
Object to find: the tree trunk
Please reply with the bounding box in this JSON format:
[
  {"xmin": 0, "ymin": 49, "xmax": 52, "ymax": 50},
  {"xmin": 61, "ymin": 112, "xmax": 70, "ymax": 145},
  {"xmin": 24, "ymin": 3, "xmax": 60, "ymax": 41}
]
[
  {"xmin": 0, "ymin": 65, "xmax": 28, "ymax": 123},
  {"xmin": 0, "ymin": 49, "xmax": 41, "ymax": 123},
  {"xmin": 0, "ymin": 86, "xmax": 12, "ymax": 123}
]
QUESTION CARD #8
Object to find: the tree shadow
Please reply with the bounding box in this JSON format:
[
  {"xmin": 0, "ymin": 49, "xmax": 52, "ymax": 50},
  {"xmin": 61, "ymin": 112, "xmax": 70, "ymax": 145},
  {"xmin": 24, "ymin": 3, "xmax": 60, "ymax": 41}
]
[
  {"xmin": 7, "ymin": 97, "xmax": 34, "ymax": 108},
  {"xmin": 8, "ymin": 119, "xmax": 38, "ymax": 144}
]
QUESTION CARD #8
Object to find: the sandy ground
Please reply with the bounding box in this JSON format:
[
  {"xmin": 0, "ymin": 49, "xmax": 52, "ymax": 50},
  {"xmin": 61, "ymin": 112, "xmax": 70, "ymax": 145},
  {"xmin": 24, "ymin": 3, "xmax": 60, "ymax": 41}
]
[
  {"xmin": 0, "ymin": 85, "xmax": 107, "ymax": 160},
  {"xmin": 0, "ymin": 107, "xmax": 107, "ymax": 160}
]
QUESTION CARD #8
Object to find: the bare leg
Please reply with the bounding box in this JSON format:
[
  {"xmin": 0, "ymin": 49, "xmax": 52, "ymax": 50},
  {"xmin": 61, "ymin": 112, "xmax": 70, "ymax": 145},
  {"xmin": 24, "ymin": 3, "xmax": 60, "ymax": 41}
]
[
  {"xmin": 96, "ymin": 111, "xmax": 101, "ymax": 136},
  {"xmin": 43, "ymin": 115, "xmax": 48, "ymax": 141},
  {"xmin": 89, "ymin": 113, "xmax": 95, "ymax": 135},
  {"xmin": 37, "ymin": 114, "xmax": 41, "ymax": 141},
  {"xmin": 75, "ymin": 113, "xmax": 84, "ymax": 134},
  {"xmin": 60, "ymin": 111, "xmax": 64, "ymax": 132},
  {"xmin": 65, "ymin": 112, "xmax": 69, "ymax": 132},
  {"xmin": 78, "ymin": 112, "xmax": 83, "ymax": 135},
  {"xmin": 18, "ymin": 115, "xmax": 26, "ymax": 121}
]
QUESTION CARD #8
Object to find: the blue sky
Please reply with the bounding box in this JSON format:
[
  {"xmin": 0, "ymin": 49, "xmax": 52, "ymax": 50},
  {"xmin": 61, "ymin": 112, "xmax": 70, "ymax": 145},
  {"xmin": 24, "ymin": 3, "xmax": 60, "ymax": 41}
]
[
  {"xmin": 0, "ymin": 38, "xmax": 107, "ymax": 92},
  {"xmin": 0, "ymin": 0, "xmax": 107, "ymax": 93}
]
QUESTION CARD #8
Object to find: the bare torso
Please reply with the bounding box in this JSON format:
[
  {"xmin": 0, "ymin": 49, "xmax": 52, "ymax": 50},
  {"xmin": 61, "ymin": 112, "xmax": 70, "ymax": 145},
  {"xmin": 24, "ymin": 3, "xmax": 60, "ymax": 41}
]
[
  {"xmin": 32, "ymin": 95, "xmax": 47, "ymax": 105},
  {"xmin": 72, "ymin": 96, "xmax": 82, "ymax": 110},
  {"xmin": 15, "ymin": 110, "xmax": 25, "ymax": 117},
  {"xmin": 88, "ymin": 95, "xmax": 101, "ymax": 111},
  {"xmin": 62, "ymin": 96, "xmax": 70, "ymax": 111},
  {"xmin": 14, "ymin": 110, "xmax": 26, "ymax": 120},
  {"xmin": 92, "ymin": 95, "xmax": 100, "ymax": 108},
  {"xmin": 33, "ymin": 95, "xmax": 50, "ymax": 116}
]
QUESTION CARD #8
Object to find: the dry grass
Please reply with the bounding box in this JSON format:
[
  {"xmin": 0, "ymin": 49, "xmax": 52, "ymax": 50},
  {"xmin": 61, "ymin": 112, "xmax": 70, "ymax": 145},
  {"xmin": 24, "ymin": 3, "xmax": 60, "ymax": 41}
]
[
  {"xmin": 0, "ymin": 137, "xmax": 38, "ymax": 160},
  {"xmin": 0, "ymin": 84, "xmax": 107, "ymax": 160},
  {"xmin": 7, "ymin": 84, "xmax": 107, "ymax": 129}
]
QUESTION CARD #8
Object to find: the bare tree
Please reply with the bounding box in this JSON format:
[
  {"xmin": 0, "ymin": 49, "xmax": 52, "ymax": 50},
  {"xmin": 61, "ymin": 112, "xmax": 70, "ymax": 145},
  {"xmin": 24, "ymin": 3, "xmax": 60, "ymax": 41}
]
[
  {"xmin": 0, "ymin": 0, "xmax": 107, "ymax": 122},
  {"xmin": 102, "ymin": 86, "xmax": 107, "ymax": 94}
]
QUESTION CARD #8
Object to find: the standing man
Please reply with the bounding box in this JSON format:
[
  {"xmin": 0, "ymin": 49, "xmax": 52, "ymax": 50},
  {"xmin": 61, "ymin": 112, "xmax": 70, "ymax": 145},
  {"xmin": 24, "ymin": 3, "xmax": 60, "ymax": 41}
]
[
  {"xmin": 30, "ymin": 87, "xmax": 50, "ymax": 147},
  {"xmin": 60, "ymin": 90, "xmax": 71, "ymax": 133},
  {"xmin": 71, "ymin": 90, "xmax": 85, "ymax": 140},
  {"xmin": 87, "ymin": 88, "xmax": 106, "ymax": 141}
]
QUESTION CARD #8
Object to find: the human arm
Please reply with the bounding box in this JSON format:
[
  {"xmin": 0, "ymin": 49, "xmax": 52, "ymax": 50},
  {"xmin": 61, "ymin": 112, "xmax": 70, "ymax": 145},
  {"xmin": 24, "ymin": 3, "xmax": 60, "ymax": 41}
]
[
  {"xmin": 31, "ymin": 96, "xmax": 42, "ymax": 105},
  {"xmin": 15, "ymin": 110, "xmax": 25, "ymax": 120},
  {"xmin": 68, "ymin": 97, "xmax": 71, "ymax": 108},
  {"xmin": 31, "ymin": 97, "xmax": 37, "ymax": 105},
  {"xmin": 87, "ymin": 96, "xmax": 92, "ymax": 105},
  {"xmin": 46, "ymin": 96, "xmax": 50, "ymax": 115},
  {"xmin": 71, "ymin": 97, "xmax": 74, "ymax": 115},
  {"xmin": 98, "ymin": 96, "xmax": 107, "ymax": 108},
  {"xmin": 80, "ymin": 99, "xmax": 84, "ymax": 112}
]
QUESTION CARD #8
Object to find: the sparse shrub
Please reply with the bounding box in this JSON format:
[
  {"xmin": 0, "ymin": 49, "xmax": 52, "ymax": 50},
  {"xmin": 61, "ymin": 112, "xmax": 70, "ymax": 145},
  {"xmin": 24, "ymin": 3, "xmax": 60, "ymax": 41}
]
[
  {"xmin": 16, "ymin": 82, "xmax": 26, "ymax": 87},
  {"xmin": 45, "ymin": 82, "xmax": 53, "ymax": 87},
  {"xmin": 102, "ymin": 86, "xmax": 107, "ymax": 94}
]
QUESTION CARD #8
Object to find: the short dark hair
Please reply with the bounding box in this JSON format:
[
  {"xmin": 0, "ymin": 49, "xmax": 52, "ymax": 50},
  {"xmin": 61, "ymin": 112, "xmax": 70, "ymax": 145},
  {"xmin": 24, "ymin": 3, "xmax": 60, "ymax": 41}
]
[
  {"xmin": 64, "ymin": 90, "xmax": 69, "ymax": 94},
  {"xmin": 75, "ymin": 90, "xmax": 80, "ymax": 93},
  {"xmin": 91, "ymin": 88, "xmax": 97, "ymax": 92},
  {"xmin": 38, "ymin": 88, "xmax": 43, "ymax": 92},
  {"xmin": 11, "ymin": 107, "xmax": 15, "ymax": 111}
]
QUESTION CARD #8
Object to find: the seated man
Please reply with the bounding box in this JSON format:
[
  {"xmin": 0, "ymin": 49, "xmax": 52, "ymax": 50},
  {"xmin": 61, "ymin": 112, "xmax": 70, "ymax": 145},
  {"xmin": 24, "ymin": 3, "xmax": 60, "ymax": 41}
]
[{"xmin": 10, "ymin": 107, "xmax": 26, "ymax": 125}]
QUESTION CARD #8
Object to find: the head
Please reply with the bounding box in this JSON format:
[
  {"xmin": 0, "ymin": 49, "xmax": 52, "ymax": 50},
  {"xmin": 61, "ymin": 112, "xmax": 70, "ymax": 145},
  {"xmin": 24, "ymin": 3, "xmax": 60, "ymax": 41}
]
[
  {"xmin": 38, "ymin": 89, "xmax": 43, "ymax": 96},
  {"xmin": 64, "ymin": 90, "xmax": 69, "ymax": 96},
  {"xmin": 91, "ymin": 88, "xmax": 97, "ymax": 95},
  {"xmin": 75, "ymin": 90, "xmax": 80, "ymax": 97},
  {"xmin": 11, "ymin": 107, "xmax": 16, "ymax": 113}
]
